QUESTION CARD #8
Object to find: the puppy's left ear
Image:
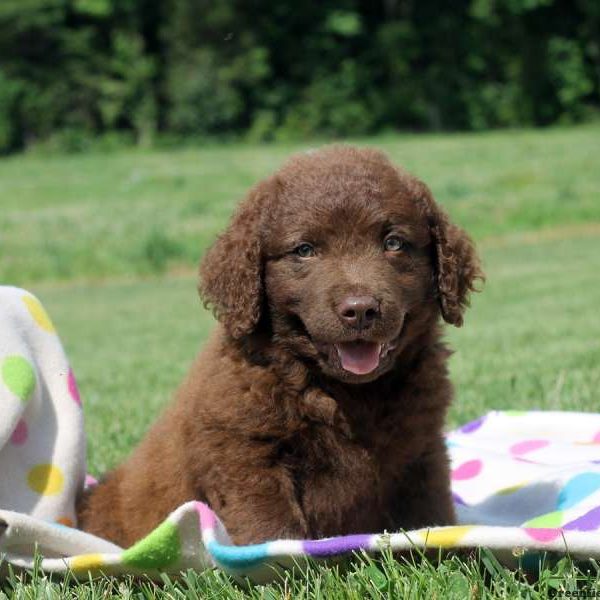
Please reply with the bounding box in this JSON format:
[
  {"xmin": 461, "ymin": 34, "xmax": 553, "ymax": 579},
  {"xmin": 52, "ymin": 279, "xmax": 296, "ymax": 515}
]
[
  {"xmin": 414, "ymin": 181, "xmax": 484, "ymax": 327},
  {"xmin": 199, "ymin": 177, "xmax": 277, "ymax": 338}
]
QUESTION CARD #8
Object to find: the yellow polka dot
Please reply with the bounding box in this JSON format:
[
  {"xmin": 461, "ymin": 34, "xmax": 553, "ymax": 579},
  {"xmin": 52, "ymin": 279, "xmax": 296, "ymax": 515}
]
[
  {"xmin": 57, "ymin": 516, "xmax": 74, "ymax": 527},
  {"xmin": 419, "ymin": 526, "xmax": 474, "ymax": 548},
  {"xmin": 22, "ymin": 295, "xmax": 55, "ymax": 333},
  {"xmin": 27, "ymin": 464, "xmax": 64, "ymax": 496},
  {"xmin": 70, "ymin": 554, "xmax": 105, "ymax": 572},
  {"xmin": 496, "ymin": 483, "xmax": 526, "ymax": 495}
]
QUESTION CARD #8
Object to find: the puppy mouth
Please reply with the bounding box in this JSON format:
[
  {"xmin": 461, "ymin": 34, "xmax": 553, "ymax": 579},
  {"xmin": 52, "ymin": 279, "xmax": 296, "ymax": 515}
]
[
  {"xmin": 312, "ymin": 331, "xmax": 401, "ymax": 378},
  {"xmin": 334, "ymin": 340, "xmax": 395, "ymax": 375}
]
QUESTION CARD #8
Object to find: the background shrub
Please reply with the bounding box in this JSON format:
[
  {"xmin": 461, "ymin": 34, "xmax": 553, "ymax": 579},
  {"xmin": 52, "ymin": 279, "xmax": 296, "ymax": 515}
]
[{"xmin": 0, "ymin": 0, "xmax": 598, "ymax": 153}]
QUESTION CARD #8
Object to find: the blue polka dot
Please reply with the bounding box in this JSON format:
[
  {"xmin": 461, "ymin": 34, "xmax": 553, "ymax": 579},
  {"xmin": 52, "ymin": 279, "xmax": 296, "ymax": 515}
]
[
  {"xmin": 207, "ymin": 540, "xmax": 271, "ymax": 569},
  {"xmin": 557, "ymin": 473, "xmax": 600, "ymax": 510}
]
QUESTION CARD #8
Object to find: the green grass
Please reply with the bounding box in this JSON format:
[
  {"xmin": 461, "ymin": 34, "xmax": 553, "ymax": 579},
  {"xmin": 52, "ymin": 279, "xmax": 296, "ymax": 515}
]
[
  {"xmin": 2, "ymin": 124, "xmax": 599, "ymax": 284},
  {"xmin": 2, "ymin": 124, "xmax": 600, "ymax": 597},
  {"xmin": 3, "ymin": 549, "xmax": 599, "ymax": 599}
]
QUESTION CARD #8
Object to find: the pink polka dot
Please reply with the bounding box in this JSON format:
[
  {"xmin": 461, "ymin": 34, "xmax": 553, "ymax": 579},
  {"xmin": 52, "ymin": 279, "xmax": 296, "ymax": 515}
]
[
  {"xmin": 85, "ymin": 474, "xmax": 98, "ymax": 488},
  {"xmin": 514, "ymin": 457, "xmax": 540, "ymax": 464},
  {"xmin": 10, "ymin": 419, "xmax": 28, "ymax": 445},
  {"xmin": 523, "ymin": 527, "xmax": 562, "ymax": 543},
  {"xmin": 68, "ymin": 369, "xmax": 81, "ymax": 406},
  {"xmin": 451, "ymin": 459, "xmax": 482, "ymax": 480},
  {"xmin": 196, "ymin": 501, "xmax": 217, "ymax": 530},
  {"xmin": 593, "ymin": 431, "xmax": 600, "ymax": 443},
  {"xmin": 510, "ymin": 439, "xmax": 549, "ymax": 456}
]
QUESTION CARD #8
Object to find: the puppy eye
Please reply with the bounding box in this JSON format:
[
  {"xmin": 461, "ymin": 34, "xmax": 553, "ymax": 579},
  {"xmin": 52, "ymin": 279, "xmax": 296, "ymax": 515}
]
[
  {"xmin": 294, "ymin": 243, "xmax": 315, "ymax": 258},
  {"xmin": 383, "ymin": 235, "xmax": 405, "ymax": 252}
]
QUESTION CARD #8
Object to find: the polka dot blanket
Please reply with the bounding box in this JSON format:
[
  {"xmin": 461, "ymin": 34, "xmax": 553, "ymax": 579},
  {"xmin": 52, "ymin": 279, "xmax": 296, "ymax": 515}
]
[{"xmin": 2, "ymin": 285, "xmax": 600, "ymax": 583}]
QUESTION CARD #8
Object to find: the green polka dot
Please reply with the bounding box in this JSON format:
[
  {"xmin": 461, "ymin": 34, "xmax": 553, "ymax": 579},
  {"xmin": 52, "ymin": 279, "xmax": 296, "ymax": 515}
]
[
  {"xmin": 523, "ymin": 510, "xmax": 564, "ymax": 528},
  {"xmin": 122, "ymin": 520, "xmax": 181, "ymax": 569},
  {"xmin": 504, "ymin": 410, "xmax": 528, "ymax": 416},
  {"xmin": 2, "ymin": 356, "xmax": 36, "ymax": 402}
]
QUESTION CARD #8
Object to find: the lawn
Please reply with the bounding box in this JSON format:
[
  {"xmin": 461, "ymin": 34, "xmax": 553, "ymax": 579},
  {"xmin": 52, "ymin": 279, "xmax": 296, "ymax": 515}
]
[
  {"xmin": 2, "ymin": 124, "xmax": 599, "ymax": 285},
  {"xmin": 1, "ymin": 124, "xmax": 600, "ymax": 597}
]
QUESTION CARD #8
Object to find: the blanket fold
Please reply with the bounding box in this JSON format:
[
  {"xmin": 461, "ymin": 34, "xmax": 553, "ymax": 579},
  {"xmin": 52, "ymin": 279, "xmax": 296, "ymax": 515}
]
[{"xmin": 2, "ymin": 285, "xmax": 599, "ymax": 583}]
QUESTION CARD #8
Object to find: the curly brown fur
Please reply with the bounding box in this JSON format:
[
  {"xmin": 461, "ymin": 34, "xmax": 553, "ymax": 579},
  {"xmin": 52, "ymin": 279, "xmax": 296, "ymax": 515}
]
[{"xmin": 77, "ymin": 145, "xmax": 483, "ymax": 547}]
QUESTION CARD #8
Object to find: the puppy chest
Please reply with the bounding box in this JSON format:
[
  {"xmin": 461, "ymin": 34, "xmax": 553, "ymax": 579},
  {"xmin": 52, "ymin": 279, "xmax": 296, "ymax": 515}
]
[{"xmin": 285, "ymin": 430, "xmax": 390, "ymax": 535}]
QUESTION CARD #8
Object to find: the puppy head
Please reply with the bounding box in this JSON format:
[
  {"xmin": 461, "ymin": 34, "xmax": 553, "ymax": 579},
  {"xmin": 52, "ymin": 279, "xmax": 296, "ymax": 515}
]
[{"xmin": 199, "ymin": 146, "xmax": 483, "ymax": 383}]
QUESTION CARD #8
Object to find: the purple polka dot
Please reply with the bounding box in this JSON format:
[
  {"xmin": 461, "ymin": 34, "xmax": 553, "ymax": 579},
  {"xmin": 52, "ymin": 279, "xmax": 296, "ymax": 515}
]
[
  {"xmin": 452, "ymin": 492, "xmax": 467, "ymax": 506},
  {"xmin": 303, "ymin": 534, "xmax": 373, "ymax": 557},
  {"xmin": 10, "ymin": 419, "xmax": 28, "ymax": 445},
  {"xmin": 564, "ymin": 506, "xmax": 600, "ymax": 532},
  {"xmin": 460, "ymin": 416, "xmax": 486, "ymax": 434}
]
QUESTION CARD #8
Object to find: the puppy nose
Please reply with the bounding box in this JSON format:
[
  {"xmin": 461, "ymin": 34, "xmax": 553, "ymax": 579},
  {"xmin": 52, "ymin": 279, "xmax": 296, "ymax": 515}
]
[{"xmin": 337, "ymin": 296, "xmax": 380, "ymax": 330}]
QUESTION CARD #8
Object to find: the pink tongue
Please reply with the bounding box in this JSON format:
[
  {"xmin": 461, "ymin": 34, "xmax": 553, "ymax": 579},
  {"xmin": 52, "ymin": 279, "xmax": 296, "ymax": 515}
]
[{"xmin": 336, "ymin": 341, "xmax": 381, "ymax": 375}]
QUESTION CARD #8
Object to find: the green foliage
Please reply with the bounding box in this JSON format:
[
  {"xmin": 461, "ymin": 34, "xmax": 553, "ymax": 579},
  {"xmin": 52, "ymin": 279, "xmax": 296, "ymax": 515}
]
[
  {"xmin": 0, "ymin": 70, "xmax": 22, "ymax": 153},
  {"xmin": 276, "ymin": 60, "xmax": 378, "ymax": 140},
  {"xmin": 0, "ymin": 0, "xmax": 599, "ymax": 152},
  {"xmin": 97, "ymin": 31, "xmax": 157, "ymax": 143},
  {"xmin": 548, "ymin": 37, "xmax": 594, "ymax": 121},
  {"xmin": 166, "ymin": 48, "xmax": 245, "ymax": 135}
]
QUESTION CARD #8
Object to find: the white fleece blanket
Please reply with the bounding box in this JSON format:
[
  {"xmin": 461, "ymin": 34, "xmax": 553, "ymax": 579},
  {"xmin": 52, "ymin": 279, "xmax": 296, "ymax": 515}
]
[{"xmin": 2, "ymin": 285, "xmax": 600, "ymax": 583}]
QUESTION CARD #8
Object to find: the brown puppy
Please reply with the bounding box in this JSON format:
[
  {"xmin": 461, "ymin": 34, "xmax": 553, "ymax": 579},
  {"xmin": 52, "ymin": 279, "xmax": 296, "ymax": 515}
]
[{"xmin": 77, "ymin": 146, "xmax": 482, "ymax": 547}]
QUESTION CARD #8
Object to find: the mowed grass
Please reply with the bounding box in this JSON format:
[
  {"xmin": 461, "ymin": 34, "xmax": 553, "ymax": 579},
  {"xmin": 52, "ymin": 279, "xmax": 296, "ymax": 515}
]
[
  {"xmin": 1, "ymin": 125, "xmax": 600, "ymax": 597},
  {"xmin": 1, "ymin": 124, "xmax": 599, "ymax": 284}
]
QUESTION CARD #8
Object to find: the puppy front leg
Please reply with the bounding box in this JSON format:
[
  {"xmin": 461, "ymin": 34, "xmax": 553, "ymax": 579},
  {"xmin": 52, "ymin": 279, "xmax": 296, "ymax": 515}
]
[
  {"xmin": 392, "ymin": 438, "xmax": 456, "ymax": 531},
  {"xmin": 197, "ymin": 437, "xmax": 308, "ymax": 545}
]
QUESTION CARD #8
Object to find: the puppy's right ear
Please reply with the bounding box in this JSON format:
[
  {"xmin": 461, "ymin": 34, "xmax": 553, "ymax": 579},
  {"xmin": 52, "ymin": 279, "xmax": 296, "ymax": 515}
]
[
  {"xmin": 199, "ymin": 178, "xmax": 276, "ymax": 339},
  {"xmin": 410, "ymin": 178, "xmax": 484, "ymax": 327}
]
